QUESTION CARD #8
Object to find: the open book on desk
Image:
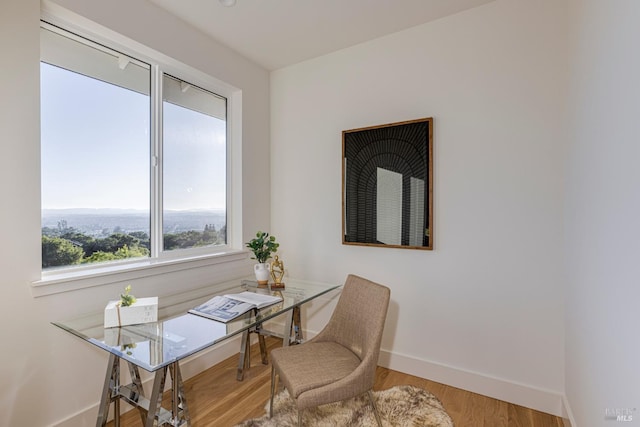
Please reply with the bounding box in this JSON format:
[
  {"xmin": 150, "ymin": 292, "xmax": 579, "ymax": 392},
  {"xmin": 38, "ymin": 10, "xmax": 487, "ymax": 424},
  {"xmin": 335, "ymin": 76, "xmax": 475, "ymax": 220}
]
[{"xmin": 188, "ymin": 291, "xmax": 283, "ymax": 323}]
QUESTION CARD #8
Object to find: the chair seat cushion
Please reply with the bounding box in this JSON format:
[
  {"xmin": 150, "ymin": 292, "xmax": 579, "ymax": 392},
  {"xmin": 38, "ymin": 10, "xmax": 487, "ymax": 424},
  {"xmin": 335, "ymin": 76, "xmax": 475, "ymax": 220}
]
[{"xmin": 271, "ymin": 341, "xmax": 361, "ymax": 399}]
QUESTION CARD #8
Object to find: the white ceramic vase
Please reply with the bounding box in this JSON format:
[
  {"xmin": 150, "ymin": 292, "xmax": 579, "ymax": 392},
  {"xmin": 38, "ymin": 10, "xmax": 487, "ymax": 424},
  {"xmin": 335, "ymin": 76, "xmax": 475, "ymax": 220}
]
[{"xmin": 254, "ymin": 262, "xmax": 270, "ymax": 285}]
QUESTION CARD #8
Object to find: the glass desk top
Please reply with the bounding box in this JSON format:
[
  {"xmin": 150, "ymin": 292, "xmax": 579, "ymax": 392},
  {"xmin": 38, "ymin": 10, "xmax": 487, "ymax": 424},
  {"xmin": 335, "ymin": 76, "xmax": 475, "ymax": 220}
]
[{"xmin": 52, "ymin": 279, "xmax": 340, "ymax": 372}]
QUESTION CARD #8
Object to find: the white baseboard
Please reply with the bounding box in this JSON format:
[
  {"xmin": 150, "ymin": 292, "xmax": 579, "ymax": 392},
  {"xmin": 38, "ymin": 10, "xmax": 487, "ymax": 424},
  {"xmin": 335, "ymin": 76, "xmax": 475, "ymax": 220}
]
[
  {"xmin": 378, "ymin": 348, "xmax": 566, "ymax": 418},
  {"xmin": 54, "ymin": 323, "xmax": 577, "ymax": 427},
  {"xmin": 562, "ymin": 394, "xmax": 577, "ymax": 427},
  {"xmin": 182, "ymin": 336, "xmax": 576, "ymax": 426}
]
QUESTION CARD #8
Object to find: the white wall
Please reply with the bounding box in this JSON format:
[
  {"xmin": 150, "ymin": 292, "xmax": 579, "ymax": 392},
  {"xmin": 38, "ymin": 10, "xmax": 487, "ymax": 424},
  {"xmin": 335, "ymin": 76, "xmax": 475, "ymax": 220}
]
[
  {"xmin": 271, "ymin": 0, "xmax": 567, "ymax": 415},
  {"xmin": 565, "ymin": 1, "xmax": 640, "ymax": 426},
  {"xmin": 0, "ymin": 0, "xmax": 270, "ymax": 425},
  {"xmin": 8, "ymin": 0, "xmax": 639, "ymax": 424}
]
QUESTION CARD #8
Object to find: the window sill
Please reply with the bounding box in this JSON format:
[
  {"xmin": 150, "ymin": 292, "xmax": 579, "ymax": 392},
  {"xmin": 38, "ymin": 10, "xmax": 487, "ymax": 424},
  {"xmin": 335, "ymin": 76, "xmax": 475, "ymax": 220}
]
[{"xmin": 31, "ymin": 250, "xmax": 248, "ymax": 297}]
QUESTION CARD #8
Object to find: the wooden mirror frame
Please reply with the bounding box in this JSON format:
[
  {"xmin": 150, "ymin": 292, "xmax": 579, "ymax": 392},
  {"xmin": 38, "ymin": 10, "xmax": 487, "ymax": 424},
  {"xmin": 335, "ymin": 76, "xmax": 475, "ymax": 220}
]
[{"xmin": 342, "ymin": 117, "xmax": 433, "ymax": 250}]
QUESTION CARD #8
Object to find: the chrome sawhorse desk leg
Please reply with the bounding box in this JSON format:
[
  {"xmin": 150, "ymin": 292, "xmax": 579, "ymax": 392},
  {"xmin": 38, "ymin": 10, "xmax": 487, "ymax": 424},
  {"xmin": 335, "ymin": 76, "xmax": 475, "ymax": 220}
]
[
  {"xmin": 236, "ymin": 305, "xmax": 303, "ymax": 381},
  {"xmin": 236, "ymin": 322, "xmax": 268, "ymax": 380},
  {"xmin": 283, "ymin": 305, "xmax": 303, "ymax": 346},
  {"xmin": 96, "ymin": 353, "xmax": 190, "ymax": 426}
]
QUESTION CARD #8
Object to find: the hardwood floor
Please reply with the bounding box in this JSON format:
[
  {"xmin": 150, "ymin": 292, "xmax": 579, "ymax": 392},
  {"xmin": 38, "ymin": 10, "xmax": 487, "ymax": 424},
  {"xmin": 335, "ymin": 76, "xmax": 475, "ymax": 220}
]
[{"xmin": 109, "ymin": 337, "xmax": 564, "ymax": 426}]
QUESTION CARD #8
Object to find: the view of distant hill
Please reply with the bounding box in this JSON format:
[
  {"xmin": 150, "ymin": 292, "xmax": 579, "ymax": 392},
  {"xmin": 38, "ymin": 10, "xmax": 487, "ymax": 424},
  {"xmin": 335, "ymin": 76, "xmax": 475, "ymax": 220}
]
[{"xmin": 42, "ymin": 209, "xmax": 226, "ymax": 237}]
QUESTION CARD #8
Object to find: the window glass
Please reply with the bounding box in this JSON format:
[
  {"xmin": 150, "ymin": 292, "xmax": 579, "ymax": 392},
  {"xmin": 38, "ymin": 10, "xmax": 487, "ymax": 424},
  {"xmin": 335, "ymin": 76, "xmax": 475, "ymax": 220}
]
[
  {"xmin": 162, "ymin": 74, "xmax": 227, "ymax": 251},
  {"xmin": 41, "ymin": 26, "xmax": 151, "ymax": 269},
  {"xmin": 40, "ymin": 23, "xmax": 230, "ymax": 272}
]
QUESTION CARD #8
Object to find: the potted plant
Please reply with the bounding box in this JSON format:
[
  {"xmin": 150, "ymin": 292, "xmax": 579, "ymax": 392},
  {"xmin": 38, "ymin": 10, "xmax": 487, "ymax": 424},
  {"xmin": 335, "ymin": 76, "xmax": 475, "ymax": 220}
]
[
  {"xmin": 120, "ymin": 285, "xmax": 137, "ymax": 307},
  {"xmin": 246, "ymin": 231, "xmax": 279, "ymax": 285}
]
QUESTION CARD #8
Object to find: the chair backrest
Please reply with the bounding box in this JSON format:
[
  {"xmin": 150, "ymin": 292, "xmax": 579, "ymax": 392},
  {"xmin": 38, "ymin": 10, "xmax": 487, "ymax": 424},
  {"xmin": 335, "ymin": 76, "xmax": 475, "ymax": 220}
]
[{"xmin": 316, "ymin": 274, "xmax": 390, "ymax": 378}]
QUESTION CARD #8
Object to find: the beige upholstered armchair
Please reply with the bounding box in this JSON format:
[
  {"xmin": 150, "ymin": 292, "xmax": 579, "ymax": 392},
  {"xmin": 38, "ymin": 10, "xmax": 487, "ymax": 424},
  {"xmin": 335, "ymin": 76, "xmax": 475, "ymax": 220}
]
[{"xmin": 269, "ymin": 274, "xmax": 391, "ymax": 426}]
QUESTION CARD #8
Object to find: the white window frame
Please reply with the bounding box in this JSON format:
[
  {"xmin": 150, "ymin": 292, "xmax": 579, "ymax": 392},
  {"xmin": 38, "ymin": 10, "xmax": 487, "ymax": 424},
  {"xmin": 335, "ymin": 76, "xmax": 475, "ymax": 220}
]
[{"xmin": 33, "ymin": 7, "xmax": 245, "ymax": 297}]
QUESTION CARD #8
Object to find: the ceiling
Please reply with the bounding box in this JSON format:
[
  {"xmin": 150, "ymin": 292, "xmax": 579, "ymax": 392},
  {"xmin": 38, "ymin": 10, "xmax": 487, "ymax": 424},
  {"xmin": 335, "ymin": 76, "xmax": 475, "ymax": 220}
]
[{"xmin": 147, "ymin": 0, "xmax": 495, "ymax": 70}]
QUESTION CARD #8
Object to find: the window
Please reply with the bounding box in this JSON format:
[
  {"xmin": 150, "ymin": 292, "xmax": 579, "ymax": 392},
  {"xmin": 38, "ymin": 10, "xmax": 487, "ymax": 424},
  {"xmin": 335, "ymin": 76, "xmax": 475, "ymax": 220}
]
[
  {"xmin": 162, "ymin": 75, "xmax": 227, "ymax": 252},
  {"xmin": 40, "ymin": 22, "xmax": 229, "ymax": 272}
]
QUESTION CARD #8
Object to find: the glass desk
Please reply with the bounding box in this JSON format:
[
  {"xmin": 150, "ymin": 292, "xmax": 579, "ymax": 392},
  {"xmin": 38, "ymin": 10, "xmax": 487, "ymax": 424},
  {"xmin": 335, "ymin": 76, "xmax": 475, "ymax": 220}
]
[{"xmin": 52, "ymin": 279, "xmax": 340, "ymax": 427}]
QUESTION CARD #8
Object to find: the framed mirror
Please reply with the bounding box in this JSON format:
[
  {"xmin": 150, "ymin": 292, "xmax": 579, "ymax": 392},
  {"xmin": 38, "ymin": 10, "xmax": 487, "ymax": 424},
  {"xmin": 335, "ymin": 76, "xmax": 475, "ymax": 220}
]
[{"xmin": 342, "ymin": 117, "xmax": 433, "ymax": 250}]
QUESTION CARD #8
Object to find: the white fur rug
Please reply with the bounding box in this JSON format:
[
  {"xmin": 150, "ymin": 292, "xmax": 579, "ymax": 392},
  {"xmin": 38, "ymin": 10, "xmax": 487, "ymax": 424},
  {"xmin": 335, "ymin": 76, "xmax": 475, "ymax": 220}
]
[{"xmin": 235, "ymin": 385, "xmax": 454, "ymax": 426}]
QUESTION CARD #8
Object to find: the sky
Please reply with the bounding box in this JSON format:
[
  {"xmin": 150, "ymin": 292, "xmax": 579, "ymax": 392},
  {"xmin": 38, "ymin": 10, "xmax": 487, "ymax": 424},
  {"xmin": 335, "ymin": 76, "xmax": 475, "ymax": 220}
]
[{"xmin": 40, "ymin": 63, "xmax": 226, "ymax": 212}]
